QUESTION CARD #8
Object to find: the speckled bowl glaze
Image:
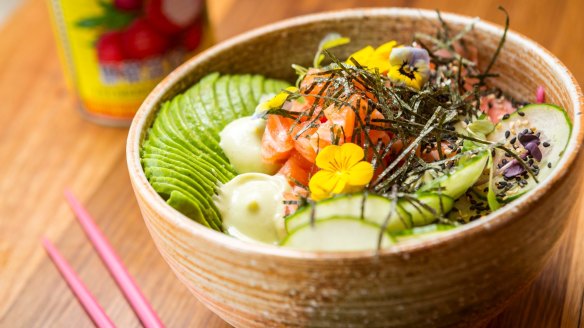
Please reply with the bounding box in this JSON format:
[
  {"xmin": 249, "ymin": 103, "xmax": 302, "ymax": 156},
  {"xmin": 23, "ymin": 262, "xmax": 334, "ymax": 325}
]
[{"xmin": 127, "ymin": 8, "xmax": 583, "ymax": 327}]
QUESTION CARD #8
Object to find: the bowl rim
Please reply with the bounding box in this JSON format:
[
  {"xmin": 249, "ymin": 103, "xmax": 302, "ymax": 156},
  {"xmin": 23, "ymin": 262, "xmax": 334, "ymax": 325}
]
[{"xmin": 127, "ymin": 7, "xmax": 584, "ymax": 259}]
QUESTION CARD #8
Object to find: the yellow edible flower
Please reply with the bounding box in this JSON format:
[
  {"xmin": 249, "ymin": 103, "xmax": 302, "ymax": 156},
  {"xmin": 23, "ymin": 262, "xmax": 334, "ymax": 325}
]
[
  {"xmin": 255, "ymin": 86, "xmax": 299, "ymax": 116},
  {"xmin": 346, "ymin": 41, "xmax": 397, "ymax": 74},
  {"xmin": 266, "ymin": 86, "xmax": 299, "ymax": 109},
  {"xmin": 309, "ymin": 143, "xmax": 374, "ymax": 201},
  {"xmin": 388, "ymin": 47, "xmax": 430, "ymax": 90}
]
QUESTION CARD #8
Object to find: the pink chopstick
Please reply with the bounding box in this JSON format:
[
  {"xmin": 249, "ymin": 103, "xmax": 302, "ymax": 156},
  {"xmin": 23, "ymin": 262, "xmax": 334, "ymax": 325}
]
[
  {"xmin": 42, "ymin": 237, "xmax": 116, "ymax": 328},
  {"xmin": 64, "ymin": 190, "xmax": 165, "ymax": 328}
]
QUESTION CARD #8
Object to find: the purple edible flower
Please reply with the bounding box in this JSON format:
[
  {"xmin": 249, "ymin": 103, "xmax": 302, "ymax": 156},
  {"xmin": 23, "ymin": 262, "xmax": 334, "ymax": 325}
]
[
  {"xmin": 503, "ymin": 160, "xmax": 525, "ymax": 178},
  {"xmin": 524, "ymin": 142, "xmax": 543, "ymax": 161},
  {"xmin": 518, "ymin": 133, "xmax": 543, "ymax": 161}
]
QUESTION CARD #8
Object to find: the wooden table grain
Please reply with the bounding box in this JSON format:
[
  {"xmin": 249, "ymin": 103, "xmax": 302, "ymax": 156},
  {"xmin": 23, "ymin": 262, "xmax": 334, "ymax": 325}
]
[{"xmin": 0, "ymin": 0, "xmax": 582, "ymax": 327}]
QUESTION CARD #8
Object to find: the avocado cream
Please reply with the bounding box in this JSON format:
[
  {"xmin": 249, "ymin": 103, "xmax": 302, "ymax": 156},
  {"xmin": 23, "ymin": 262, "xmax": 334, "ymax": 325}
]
[
  {"xmin": 214, "ymin": 173, "xmax": 290, "ymax": 244},
  {"xmin": 219, "ymin": 116, "xmax": 280, "ymax": 174}
]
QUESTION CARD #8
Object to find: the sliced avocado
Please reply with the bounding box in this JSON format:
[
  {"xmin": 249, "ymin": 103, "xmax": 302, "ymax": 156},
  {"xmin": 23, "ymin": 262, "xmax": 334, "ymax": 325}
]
[
  {"xmin": 144, "ymin": 165, "xmax": 215, "ymax": 197},
  {"xmin": 143, "ymin": 131, "xmax": 233, "ymax": 182},
  {"xmin": 182, "ymin": 84, "xmax": 217, "ymax": 133},
  {"xmin": 141, "ymin": 154, "xmax": 219, "ymax": 191},
  {"xmin": 176, "ymin": 93, "xmax": 223, "ymax": 151},
  {"xmin": 149, "ymin": 176, "xmax": 222, "ymax": 229},
  {"xmin": 140, "ymin": 73, "xmax": 292, "ymax": 231},
  {"xmin": 214, "ymin": 75, "xmax": 238, "ymax": 123},
  {"xmin": 142, "ymin": 163, "xmax": 217, "ymax": 208},
  {"xmin": 198, "ymin": 72, "xmax": 226, "ymax": 125},
  {"xmin": 142, "ymin": 144, "xmax": 224, "ymax": 183},
  {"xmin": 263, "ymin": 78, "xmax": 283, "ymax": 95},
  {"xmin": 168, "ymin": 99, "xmax": 225, "ymax": 157},
  {"xmin": 249, "ymin": 75, "xmax": 265, "ymax": 101},
  {"xmin": 153, "ymin": 184, "xmax": 217, "ymax": 230},
  {"xmin": 165, "ymin": 98, "xmax": 233, "ymax": 165},
  {"xmin": 281, "ymin": 217, "xmax": 392, "ymax": 251},
  {"xmin": 261, "ymin": 79, "xmax": 290, "ymax": 104},
  {"xmin": 146, "ymin": 167, "xmax": 222, "ymax": 218},
  {"xmin": 148, "ymin": 117, "xmax": 235, "ymax": 181},
  {"xmin": 166, "ymin": 190, "xmax": 208, "ymax": 227},
  {"xmin": 418, "ymin": 151, "xmax": 489, "ymax": 199},
  {"xmin": 227, "ymin": 75, "xmax": 246, "ymax": 117},
  {"xmin": 236, "ymin": 75, "xmax": 256, "ymax": 115}
]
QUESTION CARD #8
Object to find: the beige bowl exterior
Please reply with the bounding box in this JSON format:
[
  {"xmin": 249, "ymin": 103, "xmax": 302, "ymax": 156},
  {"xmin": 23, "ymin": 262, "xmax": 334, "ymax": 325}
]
[{"xmin": 127, "ymin": 8, "xmax": 583, "ymax": 327}]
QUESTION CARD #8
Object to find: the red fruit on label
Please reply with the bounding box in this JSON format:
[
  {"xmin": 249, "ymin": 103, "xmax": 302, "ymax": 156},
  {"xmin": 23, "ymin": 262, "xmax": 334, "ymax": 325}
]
[
  {"xmin": 145, "ymin": 0, "xmax": 202, "ymax": 36},
  {"xmin": 180, "ymin": 19, "xmax": 203, "ymax": 51},
  {"xmin": 96, "ymin": 31, "xmax": 126, "ymax": 64},
  {"xmin": 114, "ymin": 0, "xmax": 143, "ymax": 11},
  {"xmin": 121, "ymin": 18, "xmax": 170, "ymax": 60}
]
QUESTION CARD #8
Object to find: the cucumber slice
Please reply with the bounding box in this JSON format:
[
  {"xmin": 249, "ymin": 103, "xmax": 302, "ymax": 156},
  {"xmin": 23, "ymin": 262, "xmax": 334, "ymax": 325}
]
[
  {"xmin": 393, "ymin": 224, "xmax": 456, "ymax": 243},
  {"xmin": 486, "ymin": 104, "xmax": 571, "ymax": 201},
  {"xmin": 285, "ymin": 193, "xmax": 453, "ymax": 233},
  {"xmin": 282, "ymin": 148, "xmax": 490, "ymax": 252},
  {"xmin": 281, "ymin": 218, "xmax": 392, "ymax": 251}
]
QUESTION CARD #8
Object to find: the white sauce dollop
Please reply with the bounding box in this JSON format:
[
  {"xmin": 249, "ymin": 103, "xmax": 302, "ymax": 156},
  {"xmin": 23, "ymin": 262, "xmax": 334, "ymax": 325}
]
[
  {"xmin": 214, "ymin": 173, "xmax": 290, "ymax": 244},
  {"xmin": 219, "ymin": 116, "xmax": 279, "ymax": 174}
]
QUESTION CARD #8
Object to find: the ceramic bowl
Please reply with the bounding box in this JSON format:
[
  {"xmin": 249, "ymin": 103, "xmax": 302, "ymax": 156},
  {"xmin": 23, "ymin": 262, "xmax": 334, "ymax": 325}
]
[{"xmin": 127, "ymin": 8, "xmax": 583, "ymax": 327}]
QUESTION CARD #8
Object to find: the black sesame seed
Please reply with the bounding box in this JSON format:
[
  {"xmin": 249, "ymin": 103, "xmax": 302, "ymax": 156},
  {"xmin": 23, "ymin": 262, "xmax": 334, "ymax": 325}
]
[
  {"xmin": 505, "ymin": 130, "xmax": 511, "ymax": 138},
  {"xmin": 547, "ymin": 162, "xmax": 552, "ymax": 168},
  {"xmin": 502, "ymin": 159, "xmax": 508, "ymax": 165},
  {"xmin": 518, "ymin": 111, "xmax": 525, "ymax": 116},
  {"xmin": 522, "ymin": 129, "xmax": 529, "ymax": 134},
  {"xmin": 510, "ymin": 137, "xmax": 517, "ymax": 144},
  {"xmin": 502, "ymin": 114, "xmax": 510, "ymax": 120},
  {"xmin": 536, "ymin": 132, "xmax": 541, "ymax": 138},
  {"xmin": 543, "ymin": 142, "xmax": 550, "ymax": 147}
]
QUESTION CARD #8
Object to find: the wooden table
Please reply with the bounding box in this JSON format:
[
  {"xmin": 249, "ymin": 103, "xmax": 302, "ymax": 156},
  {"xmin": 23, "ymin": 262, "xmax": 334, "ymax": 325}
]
[{"xmin": 1, "ymin": 0, "xmax": 582, "ymax": 326}]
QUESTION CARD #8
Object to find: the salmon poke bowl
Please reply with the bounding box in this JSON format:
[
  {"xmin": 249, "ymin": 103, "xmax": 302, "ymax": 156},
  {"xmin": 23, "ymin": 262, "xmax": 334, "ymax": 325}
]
[{"xmin": 127, "ymin": 8, "xmax": 583, "ymax": 327}]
